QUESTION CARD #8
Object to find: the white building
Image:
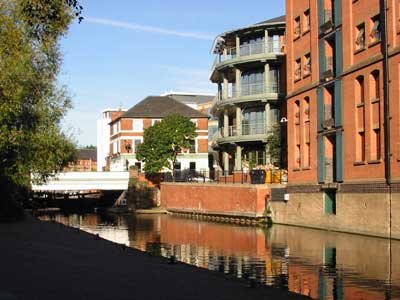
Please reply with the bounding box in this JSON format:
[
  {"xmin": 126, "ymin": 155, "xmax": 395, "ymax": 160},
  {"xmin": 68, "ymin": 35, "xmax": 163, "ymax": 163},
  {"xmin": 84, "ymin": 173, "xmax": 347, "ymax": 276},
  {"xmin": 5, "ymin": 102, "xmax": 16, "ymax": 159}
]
[{"xmin": 96, "ymin": 108, "xmax": 126, "ymax": 171}]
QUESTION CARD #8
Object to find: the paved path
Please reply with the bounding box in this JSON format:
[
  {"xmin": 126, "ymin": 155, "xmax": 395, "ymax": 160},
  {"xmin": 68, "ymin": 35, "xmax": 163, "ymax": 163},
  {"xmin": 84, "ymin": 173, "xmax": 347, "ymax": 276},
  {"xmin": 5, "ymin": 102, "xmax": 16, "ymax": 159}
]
[{"xmin": 0, "ymin": 217, "xmax": 310, "ymax": 300}]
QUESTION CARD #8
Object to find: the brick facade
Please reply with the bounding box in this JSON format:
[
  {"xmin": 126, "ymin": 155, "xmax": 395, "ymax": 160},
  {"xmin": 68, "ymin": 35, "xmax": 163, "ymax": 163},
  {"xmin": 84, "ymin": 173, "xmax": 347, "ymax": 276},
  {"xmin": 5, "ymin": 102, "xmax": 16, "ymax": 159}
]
[
  {"xmin": 160, "ymin": 183, "xmax": 270, "ymax": 219},
  {"xmin": 283, "ymin": 0, "xmax": 400, "ymax": 237}
]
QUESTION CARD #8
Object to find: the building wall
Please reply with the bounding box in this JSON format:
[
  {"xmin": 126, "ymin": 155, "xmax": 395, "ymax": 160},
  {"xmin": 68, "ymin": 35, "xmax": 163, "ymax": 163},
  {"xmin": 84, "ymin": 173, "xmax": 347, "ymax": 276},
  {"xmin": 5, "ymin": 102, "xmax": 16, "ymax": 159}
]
[
  {"xmin": 108, "ymin": 117, "xmax": 209, "ymax": 172},
  {"xmin": 271, "ymin": 189, "xmax": 400, "ymax": 239},
  {"xmin": 161, "ymin": 183, "xmax": 270, "ymax": 218},
  {"xmin": 287, "ymin": 0, "xmax": 400, "ymax": 185}
]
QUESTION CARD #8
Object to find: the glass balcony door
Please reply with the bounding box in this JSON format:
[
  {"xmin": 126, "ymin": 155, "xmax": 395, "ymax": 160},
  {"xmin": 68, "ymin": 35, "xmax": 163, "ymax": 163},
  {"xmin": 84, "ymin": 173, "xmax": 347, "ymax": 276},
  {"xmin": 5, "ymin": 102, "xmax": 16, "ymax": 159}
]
[{"xmin": 242, "ymin": 107, "xmax": 265, "ymax": 135}]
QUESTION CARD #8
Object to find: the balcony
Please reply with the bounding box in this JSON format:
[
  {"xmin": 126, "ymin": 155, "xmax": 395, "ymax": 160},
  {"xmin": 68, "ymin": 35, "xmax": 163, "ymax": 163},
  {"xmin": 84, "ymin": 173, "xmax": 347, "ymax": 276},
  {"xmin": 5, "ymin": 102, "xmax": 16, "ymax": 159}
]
[
  {"xmin": 212, "ymin": 41, "xmax": 284, "ymax": 70},
  {"xmin": 222, "ymin": 82, "xmax": 279, "ymax": 99},
  {"xmin": 216, "ymin": 123, "xmax": 274, "ymax": 144}
]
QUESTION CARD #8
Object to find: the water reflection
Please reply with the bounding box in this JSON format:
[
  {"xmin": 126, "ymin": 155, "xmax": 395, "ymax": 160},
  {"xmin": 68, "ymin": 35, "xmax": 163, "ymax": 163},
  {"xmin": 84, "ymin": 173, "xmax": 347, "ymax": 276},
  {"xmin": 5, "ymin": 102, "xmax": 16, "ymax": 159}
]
[{"xmin": 39, "ymin": 213, "xmax": 400, "ymax": 300}]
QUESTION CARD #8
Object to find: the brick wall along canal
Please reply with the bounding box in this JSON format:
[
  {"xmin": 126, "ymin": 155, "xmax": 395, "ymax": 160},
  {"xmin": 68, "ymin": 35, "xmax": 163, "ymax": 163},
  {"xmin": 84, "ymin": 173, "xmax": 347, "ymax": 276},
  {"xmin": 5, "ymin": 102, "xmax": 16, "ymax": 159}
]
[{"xmin": 38, "ymin": 213, "xmax": 400, "ymax": 300}]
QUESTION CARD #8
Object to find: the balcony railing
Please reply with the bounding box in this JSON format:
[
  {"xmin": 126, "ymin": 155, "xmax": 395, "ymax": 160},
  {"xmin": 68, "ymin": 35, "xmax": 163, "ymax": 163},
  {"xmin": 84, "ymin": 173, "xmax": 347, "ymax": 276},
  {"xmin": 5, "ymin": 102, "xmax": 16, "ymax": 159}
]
[
  {"xmin": 220, "ymin": 82, "xmax": 280, "ymax": 100},
  {"xmin": 218, "ymin": 123, "xmax": 274, "ymax": 138},
  {"xmin": 216, "ymin": 41, "xmax": 283, "ymax": 63}
]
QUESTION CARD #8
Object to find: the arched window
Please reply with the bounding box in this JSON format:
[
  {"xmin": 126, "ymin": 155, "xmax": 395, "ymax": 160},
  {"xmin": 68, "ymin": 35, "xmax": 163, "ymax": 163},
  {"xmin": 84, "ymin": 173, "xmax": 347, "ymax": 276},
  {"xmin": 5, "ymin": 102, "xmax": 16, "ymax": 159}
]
[
  {"xmin": 355, "ymin": 76, "xmax": 365, "ymax": 162},
  {"xmin": 370, "ymin": 70, "xmax": 380, "ymax": 100},
  {"xmin": 355, "ymin": 76, "xmax": 364, "ymax": 104},
  {"xmin": 303, "ymin": 97, "xmax": 311, "ymax": 167}
]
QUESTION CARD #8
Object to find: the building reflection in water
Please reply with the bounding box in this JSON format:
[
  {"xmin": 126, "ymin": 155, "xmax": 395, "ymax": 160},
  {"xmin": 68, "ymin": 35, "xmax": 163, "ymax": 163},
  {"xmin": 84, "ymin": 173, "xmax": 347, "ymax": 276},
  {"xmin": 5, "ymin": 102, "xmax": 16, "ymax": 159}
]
[{"xmin": 39, "ymin": 213, "xmax": 400, "ymax": 300}]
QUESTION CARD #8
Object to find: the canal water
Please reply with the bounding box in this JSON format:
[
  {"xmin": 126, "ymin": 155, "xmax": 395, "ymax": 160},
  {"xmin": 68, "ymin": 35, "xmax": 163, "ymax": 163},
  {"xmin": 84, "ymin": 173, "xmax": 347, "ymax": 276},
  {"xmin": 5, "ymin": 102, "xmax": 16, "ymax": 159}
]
[{"xmin": 38, "ymin": 212, "xmax": 400, "ymax": 300}]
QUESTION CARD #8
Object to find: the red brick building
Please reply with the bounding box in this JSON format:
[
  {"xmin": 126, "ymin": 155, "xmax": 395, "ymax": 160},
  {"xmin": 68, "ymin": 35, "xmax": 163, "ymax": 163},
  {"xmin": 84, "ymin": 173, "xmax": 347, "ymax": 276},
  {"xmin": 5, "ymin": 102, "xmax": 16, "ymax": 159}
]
[
  {"xmin": 273, "ymin": 0, "xmax": 400, "ymax": 238},
  {"xmin": 108, "ymin": 96, "xmax": 209, "ymax": 172},
  {"xmin": 66, "ymin": 149, "xmax": 97, "ymax": 172}
]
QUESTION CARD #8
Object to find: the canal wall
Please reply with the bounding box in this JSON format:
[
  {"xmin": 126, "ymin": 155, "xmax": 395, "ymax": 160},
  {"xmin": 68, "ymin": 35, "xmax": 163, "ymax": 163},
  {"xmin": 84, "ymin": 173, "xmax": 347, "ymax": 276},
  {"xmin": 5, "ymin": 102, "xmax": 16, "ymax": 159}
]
[
  {"xmin": 160, "ymin": 183, "xmax": 270, "ymax": 219},
  {"xmin": 270, "ymin": 188, "xmax": 400, "ymax": 239},
  {"xmin": 159, "ymin": 216, "xmax": 267, "ymax": 258}
]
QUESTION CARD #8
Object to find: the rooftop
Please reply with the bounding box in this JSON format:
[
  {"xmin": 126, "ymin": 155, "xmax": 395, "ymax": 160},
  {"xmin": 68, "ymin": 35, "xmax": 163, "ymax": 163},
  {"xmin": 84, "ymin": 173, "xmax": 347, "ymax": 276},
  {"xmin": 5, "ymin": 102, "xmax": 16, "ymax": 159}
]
[
  {"xmin": 161, "ymin": 92, "xmax": 215, "ymax": 105},
  {"xmin": 78, "ymin": 149, "xmax": 97, "ymax": 161},
  {"xmin": 115, "ymin": 96, "xmax": 208, "ymax": 122}
]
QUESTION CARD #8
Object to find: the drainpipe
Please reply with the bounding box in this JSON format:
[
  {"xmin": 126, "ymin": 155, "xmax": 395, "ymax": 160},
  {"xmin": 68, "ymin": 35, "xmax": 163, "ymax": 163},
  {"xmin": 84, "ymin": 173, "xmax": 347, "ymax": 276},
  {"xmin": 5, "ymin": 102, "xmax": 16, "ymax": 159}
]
[
  {"xmin": 380, "ymin": 3, "xmax": 393, "ymax": 298},
  {"xmin": 380, "ymin": 0, "xmax": 391, "ymax": 185}
]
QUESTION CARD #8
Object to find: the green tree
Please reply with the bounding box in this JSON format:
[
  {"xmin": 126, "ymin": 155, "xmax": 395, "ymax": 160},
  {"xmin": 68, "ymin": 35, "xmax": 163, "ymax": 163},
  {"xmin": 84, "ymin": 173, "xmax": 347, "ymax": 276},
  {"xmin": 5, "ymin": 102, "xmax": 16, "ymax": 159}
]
[
  {"xmin": 266, "ymin": 125, "xmax": 282, "ymax": 167},
  {"xmin": 0, "ymin": 0, "xmax": 82, "ymax": 219},
  {"xmin": 137, "ymin": 114, "xmax": 197, "ymax": 175}
]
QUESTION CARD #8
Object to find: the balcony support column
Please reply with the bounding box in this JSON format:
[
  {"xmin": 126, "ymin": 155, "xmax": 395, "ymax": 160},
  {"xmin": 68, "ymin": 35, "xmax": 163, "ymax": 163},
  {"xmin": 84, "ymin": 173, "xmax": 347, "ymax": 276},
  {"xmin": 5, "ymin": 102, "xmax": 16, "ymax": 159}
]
[
  {"xmin": 236, "ymin": 35, "xmax": 240, "ymax": 57},
  {"xmin": 235, "ymin": 68, "xmax": 241, "ymax": 97},
  {"xmin": 264, "ymin": 63, "xmax": 270, "ymax": 94},
  {"xmin": 236, "ymin": 106, "xmax": 242, "ymax": 136},
  {"xmin": 235, "ymin": 145, "xmax": 242, "ymax": 170},
  {"xmin": 223, "ymin": 151, "xmax": 229, "ymax": 173},
  {"xmin": 264, "ymin": 29, "xmax": 269, "ymax": 53},
  {"xmin": 223, "ymin": 75, "xmax": 229, "ymax": 99},
  {"xmin": 223, "ymin": 48, "xmax": 227, "ymax": 61},
  {"xmin": 223, "ymin": 110, "xmax": 229, "ymax": 137},
  {"xmin": 218, "ymin": 82, "xmax": 222, "ymax": 100}
]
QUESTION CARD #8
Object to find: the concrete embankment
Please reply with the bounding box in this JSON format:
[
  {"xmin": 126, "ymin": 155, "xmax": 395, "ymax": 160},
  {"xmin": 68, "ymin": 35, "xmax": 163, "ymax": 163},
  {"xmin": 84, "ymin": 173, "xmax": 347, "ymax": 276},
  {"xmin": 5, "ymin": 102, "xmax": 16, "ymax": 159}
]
[{"xmin": 0, "ymin": 216, "xmax": 309, "ymax": 300}]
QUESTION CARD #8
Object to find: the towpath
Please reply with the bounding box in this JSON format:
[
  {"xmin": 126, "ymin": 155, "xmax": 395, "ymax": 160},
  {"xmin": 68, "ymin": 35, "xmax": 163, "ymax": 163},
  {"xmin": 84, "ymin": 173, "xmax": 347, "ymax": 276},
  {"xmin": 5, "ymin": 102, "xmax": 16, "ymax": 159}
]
[{"xmin": 0, "ymin": 216, "xmax": 310, "ymax": 300}]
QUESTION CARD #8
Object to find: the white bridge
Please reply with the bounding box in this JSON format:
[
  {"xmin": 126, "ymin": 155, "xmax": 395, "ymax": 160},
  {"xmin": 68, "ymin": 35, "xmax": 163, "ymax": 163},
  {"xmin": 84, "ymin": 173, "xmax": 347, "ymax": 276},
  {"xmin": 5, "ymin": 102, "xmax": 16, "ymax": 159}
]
[{"xmin": 31, "ymin": 172, "xmax": 129, "ymax": 191}]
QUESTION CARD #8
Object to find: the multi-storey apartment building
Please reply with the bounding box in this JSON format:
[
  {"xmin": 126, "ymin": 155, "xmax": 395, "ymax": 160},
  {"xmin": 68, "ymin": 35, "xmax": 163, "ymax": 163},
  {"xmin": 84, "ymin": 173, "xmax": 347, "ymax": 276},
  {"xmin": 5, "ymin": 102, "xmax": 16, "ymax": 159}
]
[
  {"xmin": 280, "ymin": 0, "xmax": 400, "ymax": 238},
  {"xmin": 108, "ymin": 96, "xmax": 209, "ymax": 173},
  {"xmin": 210, "ymin": 17, "xmax": 286, "ymax": 173}
]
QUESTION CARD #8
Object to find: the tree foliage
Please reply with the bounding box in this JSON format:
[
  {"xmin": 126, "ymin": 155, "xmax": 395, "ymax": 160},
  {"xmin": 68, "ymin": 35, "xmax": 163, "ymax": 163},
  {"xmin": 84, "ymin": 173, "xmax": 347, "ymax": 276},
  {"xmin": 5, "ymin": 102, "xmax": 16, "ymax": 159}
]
[
  {"xmin": 266, "ymin": 125, "xmax": 282, "ymax": 166},
  {"xmin": 137, "ymin": 114, "xmax": 197, "ymax": 175},
  {"xmin": 0, "ymin": 0, "xmax": 82, "ymax": 218}
]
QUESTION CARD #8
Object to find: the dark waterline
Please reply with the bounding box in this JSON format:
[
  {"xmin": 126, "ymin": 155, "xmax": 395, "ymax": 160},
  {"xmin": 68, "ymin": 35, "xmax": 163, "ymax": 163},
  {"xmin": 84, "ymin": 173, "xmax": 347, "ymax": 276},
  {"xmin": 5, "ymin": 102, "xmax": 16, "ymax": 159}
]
[{"xmin": 38, "ymin": 212, "xmax": 400, "ymax": 300}]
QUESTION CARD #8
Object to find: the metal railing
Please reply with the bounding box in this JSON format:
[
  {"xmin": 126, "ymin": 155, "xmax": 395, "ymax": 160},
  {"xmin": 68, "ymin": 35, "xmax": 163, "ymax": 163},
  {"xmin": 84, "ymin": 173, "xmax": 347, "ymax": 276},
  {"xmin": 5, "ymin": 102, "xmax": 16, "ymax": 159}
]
[
  {"xmin": 215, "ymin": 41, "xmax": 283, "ymax": 64},
  {"xmin": 220, "ymin": 82, "xmax": 279, "ymax": 99},
  {"xmin": 163, "ymin": 169, "xmax": 288, "ymax": 185},
  {"xmin": 217, "ymin": 123, "xmax": 274, "ymax": 138}
]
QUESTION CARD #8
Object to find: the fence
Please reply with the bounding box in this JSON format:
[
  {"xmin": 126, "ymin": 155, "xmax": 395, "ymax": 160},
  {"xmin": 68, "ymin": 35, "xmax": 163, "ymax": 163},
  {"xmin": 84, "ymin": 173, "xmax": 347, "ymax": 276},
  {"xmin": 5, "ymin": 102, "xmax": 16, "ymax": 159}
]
[{"xmin": 162, "ymin": 169, "xmax": 287, "ymax": 185}]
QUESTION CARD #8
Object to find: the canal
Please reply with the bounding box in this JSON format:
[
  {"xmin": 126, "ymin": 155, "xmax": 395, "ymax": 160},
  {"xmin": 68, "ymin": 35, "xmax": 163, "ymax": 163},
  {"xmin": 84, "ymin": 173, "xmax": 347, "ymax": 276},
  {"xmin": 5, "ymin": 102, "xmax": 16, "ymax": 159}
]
[{"xmin": 38, "ymin": 212, "xmax": 400, "ymax": 300}]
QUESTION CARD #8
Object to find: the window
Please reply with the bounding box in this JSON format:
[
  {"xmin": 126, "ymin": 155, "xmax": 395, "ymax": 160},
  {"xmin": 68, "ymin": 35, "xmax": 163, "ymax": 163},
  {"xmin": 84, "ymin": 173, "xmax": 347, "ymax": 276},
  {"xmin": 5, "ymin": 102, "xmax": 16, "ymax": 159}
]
[
  {"xmin": 370, "ymin": 70, "xmax": 380, "ymax": 100},
  {"xmin": 355, "ymin": 76, "xmax": 364, "ymax": 104},
  {"xmin": 123, "ymin": 139, "xmax": 132, "ymax": 153},
  {"xmin": 324, "ymin": 190, "xmax": 336, "ymax": 214},
  {"xmin": 355, "ymin": 76, "xmax": 366, "ymax": 162},
  {"xmin": 241, "ymin": 69, "xmax": 264, "ymax": 96},
  {"xmin": 173, "ymin": 161, "xmax": 181, "ymax": 170},
  {"xmin": 188, "ymin": 139, "xmax": 196, "ymax": 153},
  {"xmin": 240, "ymin": 35, "xmax": 265, "ymax": 56},
  {"xmin": 189, "ymin": 162, "xmax": 196, "ymax": 170},
  {"xmin": 303, "ymin": 9, "xmax": 310, "ymax": 32},
  {"xmin": 295, "ymin": 59, "xmax": 302, "ymax": 80},
  {"xmin": 294, "ymin": 16, "xmax": 301, "ymax": 38},
  {"xmin": 370, "ymin": 15, "xmax": 381, "ymax": 43},
  {"xmin": 304, "ymin": 53, "xmax": 311, "ymax": 76},
  {"xmin": 269, "ymin": 67, "xmax": 280, "ymax": 93},
  {"xmin": 133, "ymin": 119, "xmax": 143, "ymax": 131},
  {"xmin": 355, "ymin": 23, "xmax": 366, "ymax": 50},
  {"xmin": 134, "ymin": 139, "xmax": 141, "ymax": 153},
  {"xmin": 303, "ymin": 97, "xmax": 311, "ymax": 167}
]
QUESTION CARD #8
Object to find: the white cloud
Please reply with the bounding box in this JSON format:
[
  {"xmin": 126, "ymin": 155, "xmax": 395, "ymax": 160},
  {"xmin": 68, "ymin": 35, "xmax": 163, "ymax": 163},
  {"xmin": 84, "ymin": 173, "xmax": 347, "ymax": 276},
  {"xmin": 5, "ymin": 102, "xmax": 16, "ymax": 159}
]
[{"xmin": 85, "ymin": 17, "xmax": 215, "ymax": 41}]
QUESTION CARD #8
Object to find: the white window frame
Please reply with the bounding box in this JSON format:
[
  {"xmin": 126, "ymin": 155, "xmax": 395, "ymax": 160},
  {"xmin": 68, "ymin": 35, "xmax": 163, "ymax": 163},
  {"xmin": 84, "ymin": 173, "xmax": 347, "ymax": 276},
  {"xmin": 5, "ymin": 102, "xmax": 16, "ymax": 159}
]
[{"xmin": 133, "ymin": 119, "xmax": 144, "ymax": 132}]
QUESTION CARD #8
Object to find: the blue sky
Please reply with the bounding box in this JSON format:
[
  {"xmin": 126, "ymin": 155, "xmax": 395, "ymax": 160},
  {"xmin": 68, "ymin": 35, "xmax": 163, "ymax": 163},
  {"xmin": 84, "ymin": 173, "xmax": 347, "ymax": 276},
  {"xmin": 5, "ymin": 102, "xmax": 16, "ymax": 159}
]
[{"xmin": 60, "ymin": 0, "xmax": 285, "ymax": 146}]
